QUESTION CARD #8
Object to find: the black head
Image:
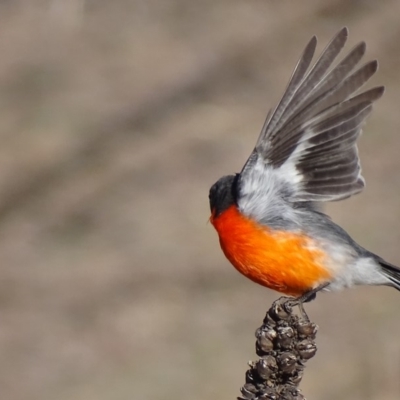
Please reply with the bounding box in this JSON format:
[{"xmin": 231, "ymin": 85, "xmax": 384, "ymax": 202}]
[{"xmin": 209, "ymin": 174, "xmax": 238, "ymax": 217}]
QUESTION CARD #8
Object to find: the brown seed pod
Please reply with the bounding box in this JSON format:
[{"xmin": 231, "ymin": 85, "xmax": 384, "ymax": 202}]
[
  {"xmin": 256, "ymin": 327, "xmax": 278, "ymax": 355},
  {"xmin": 269, "ymin": 300, "xmax": 291, "ymax": 321},
  {"xmin": 279, "ymin": 385, "xmax": 305, "ymax": 400},
  {"xmin": 256, "ymin": 333, "xmax": 274, "ymax": 354},
  {"xmin": 276, "ymin": 326, "xmax": 295, "ymax": 350},
  {"xmin": 263, "ymin": 312, "xmax": 278, "ymax": 327},
  {"xmin": 276, "ymin": 352, "xmax": 298, "ymax": 374},
  {"xmin": 245, "ymin": 369, "xmax": 257, "ymax": 384},
  {"xmin": 256, "ymin": 356, "xmax": 278, "ymax": 379},
  {"xmin": 240, "ymin": 383, "xmax": 257, "ymax": 399},
  {"xmin": 296, "ymin": 339, "xmax": 317, "ymax": 360},
  {"xmin": 257, "ymin": 390, "xmax": 279, "ymax": 400},
  {"xmin": 296, "ymin": 320, "xmax": 318, "ymax": 339},
  {"xmin": 264, "ymin": 328, "xmax": 278, "ymax": 342},
  {"xmin": 286, "ymin": 368, "xmax": 304, "ymax": 386}
]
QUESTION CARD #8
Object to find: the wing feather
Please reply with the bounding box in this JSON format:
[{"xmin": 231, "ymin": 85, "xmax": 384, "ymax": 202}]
[
  {"xmin": 238, "ymin": 28, "xmax": 383, "ymax": 211},
  {"xmin": 270, "ymin": 101, "xmax": 373, "ymax": 165},
  {"xmin": 267, "ymin": 27, "xmax": 349, "ymax": 139},
  {"xmin": 257, "ymin": 35, "xmax": 317, "ymax": 144}
]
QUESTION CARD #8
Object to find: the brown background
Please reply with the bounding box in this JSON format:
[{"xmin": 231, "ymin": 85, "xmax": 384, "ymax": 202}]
[{"xmin": 1, "ymin": 1, "xmax": 400, "ymax": 399}]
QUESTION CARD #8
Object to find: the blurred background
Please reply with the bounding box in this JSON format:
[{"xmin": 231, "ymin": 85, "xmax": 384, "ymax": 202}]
[{"xmin": 0, "ymin": 1, "xmax": 399, "ymax": 399}]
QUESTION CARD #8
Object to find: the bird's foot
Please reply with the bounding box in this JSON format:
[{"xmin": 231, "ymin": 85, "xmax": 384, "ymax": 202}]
[{"xmin": 272, "ymin": 283, "xmax": 330, "ymax": 322}]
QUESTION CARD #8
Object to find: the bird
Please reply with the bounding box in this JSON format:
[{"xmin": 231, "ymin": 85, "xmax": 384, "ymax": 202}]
[{"xmin": 209, "ymin": 27, "xmax": 400, "ymax": 302}]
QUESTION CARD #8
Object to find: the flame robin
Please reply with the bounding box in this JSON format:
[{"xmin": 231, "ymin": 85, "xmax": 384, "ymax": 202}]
[{"xmin": 209, "ymin": 27, "xmax": 400, "ymax": 302}]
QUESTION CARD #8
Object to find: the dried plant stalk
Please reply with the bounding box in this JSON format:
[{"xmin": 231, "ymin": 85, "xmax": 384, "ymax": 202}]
[{"xmin": 238, "ymin": 298, "xmax": 318, "ymax": 400}]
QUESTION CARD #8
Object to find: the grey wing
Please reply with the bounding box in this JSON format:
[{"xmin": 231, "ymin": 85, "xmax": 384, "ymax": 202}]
[{"xmin": 238, "ymin": 27, "xmax": 384, "ymax": 217}]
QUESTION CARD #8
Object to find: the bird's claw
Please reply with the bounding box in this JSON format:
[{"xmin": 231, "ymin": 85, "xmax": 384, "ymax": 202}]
[{"xmin": 271, "ymin": 283, "xmax": 330, "ymax": 322}]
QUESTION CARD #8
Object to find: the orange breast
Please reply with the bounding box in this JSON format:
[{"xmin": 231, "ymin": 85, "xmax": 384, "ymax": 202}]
[{"xmin": 210, "ymin": 205, "xmax": 331, "ymax": 296}]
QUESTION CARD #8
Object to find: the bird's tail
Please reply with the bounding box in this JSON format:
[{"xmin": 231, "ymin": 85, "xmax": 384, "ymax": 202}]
[{"xmin": 378, "ymin": 259, "xmax": 400, "ymax": 290}]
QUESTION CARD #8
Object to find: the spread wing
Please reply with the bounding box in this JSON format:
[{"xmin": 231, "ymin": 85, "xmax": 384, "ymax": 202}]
[{"xmin": 238, "ymin": 27, "xmax": 384, "ymax": 217}]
